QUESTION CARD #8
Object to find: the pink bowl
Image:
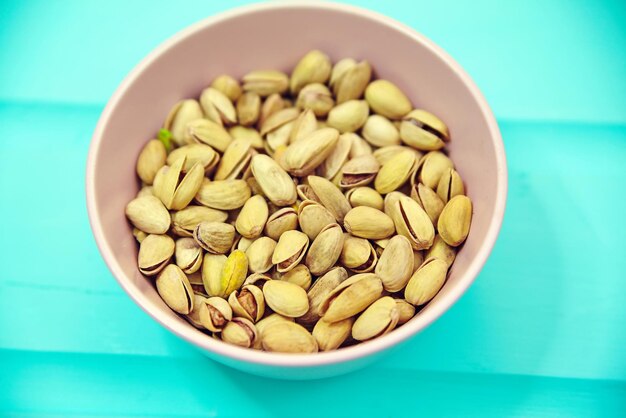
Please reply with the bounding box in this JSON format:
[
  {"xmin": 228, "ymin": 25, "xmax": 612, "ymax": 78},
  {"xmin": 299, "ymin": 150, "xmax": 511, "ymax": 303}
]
[{"xmin": 86, "ymin": 2, "xmax": 507, "ymax": 379}]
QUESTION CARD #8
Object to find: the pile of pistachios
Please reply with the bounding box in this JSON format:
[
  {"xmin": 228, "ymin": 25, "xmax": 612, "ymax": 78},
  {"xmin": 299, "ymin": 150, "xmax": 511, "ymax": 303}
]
[{"xmin": 125, "ymin": 50, "xmax": 473, "ymax": 353}]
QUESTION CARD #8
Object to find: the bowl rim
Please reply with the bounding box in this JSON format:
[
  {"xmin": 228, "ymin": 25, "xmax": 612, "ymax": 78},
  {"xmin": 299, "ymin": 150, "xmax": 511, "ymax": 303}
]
[{"xmin": 86, "ymin": 1, "xmax": 507, "ymax": 368}]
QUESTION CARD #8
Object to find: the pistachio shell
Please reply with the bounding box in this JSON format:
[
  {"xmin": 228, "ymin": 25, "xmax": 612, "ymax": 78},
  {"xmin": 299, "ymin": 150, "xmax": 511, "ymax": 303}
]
[
  {"xmin": 212, "ymin": 250, "xmax": 248, "ymax": 298},
  {"xmin": 305, "ymin": 223, "xmax": 345, "ymax": 276},
  {"xmin": 236, "ymin": 92, "xmax": 261, "ymax": 127},
  {"xmin": 214, "ymin": 138, "xmax": 253, "ymax": 180},
  {"xmin": 405, "ymin": 258, "xmax": 448, "ymax": 305},
  {"xmin": 198, "ymin": 296, "xmax": 233, "ymax": 332},
  {"xmin": 156, "ymin": 158, "xmax": 205, "ymax": 210},
  {"xmin": 438, "ymin": 195, "xmax": 472, "ymax": 247},
  {"xmin": 327, "ymin": 100, "xmax": 369, "ymax": 133},
  {"xmin": 156, "ymin": 264, "xmax": 194, "ymax": 314},
  {"xmin": 436, "ymin": 168, "xmax": 465, "ymax": 204},
  {"xmin": 186, "ymin": 118, "xmax": 232, "ymax": 152},
  {"xmin": 339, "ymin": 155, "xmax": 380, "ymax": 189},
  {"xmin": 395, "ymin": 299, "xmax": 416, "ymax": 324},
  {"xmin": 191, "ymin": 219, "xmax": 233, "ymax": 252},
  {"xmin": 333, "ymin": 60, "xmax": 371, "ymax": 103},
  {"xmin": 138, "ymin": 234, "xmax": 175, "ymax": 276},
  {"xmin": 136, "ymin": 139, "xmax": 167, "ymax": 184},
  {"xmin": 316, "ymin": 132, "xmax": 352, "ymax": 180},
  {"xmin": 375, "ymin": 235, "xmax": 414, "ymax": 292},
  {"xmin": 262, "ymin": 321, "xmax": 318, "ymax": 353},
  {"xmin": 340, "ymin": 234, "xmax": 378, "ymax": 273},
  {"xmin": 228, "ymin": 285, "xmax": 265, "ymax": 322},
  {"xmin": 298, "ymin": 201, "xmax": 336, "ymax": 240},
  {"xmin": 352, "ymin": 296, "xmax": 399, "ymax": 341},
  {"xmin": 211, "ymin": 74, "xmax": 242, "ymax": 102},
  {"xmin": 264, "ymin": 207, "xmax": 299, "ymax": 240},
  {"xmin": 400, "ymin": 109, "xmax": 449, "ymax": 151},
  {"xmin": 175, "ymin": 238, "xmax": 203, "ymax": 274},
  {"xmin": 362, "ymin": 115, "xmax": 401, "ymax": 147},
  {"xmin": 319, "ymin": 273, "xmax": 383, "ymax": 323},
  {"xmin": 200, "ymin": 87, "xmax": 237, "ymax": 126},
  {"xmin": 348, "ymin": 133, "xmax": 373, "ymax": 158},
  {"xmin": 201, "ymin": 253, "xmax": 227, "ymax": 296},
  {"xmin": 413, "ymin": 151, "xmax": 454, "ymax": 189},
  {"xmin": 307, "ymin": 175, "xmax": 352, "ymax": 222},
  {"xmin": 345, "ymin": 187, "xmax": 384, "ymax": 210},
  {"xmin": 373, "ymin": 145, "xmax": 422, "ymax": 166},
  {"xmin": 290, "ymin": 50, "xmax": 332, "ymax": 94},
  {"xmin": 235, "ymin": 195, "xmax": 269, "ymax": 239},
  {"xmin": 343, "ymin": 206, "xmax": 395, "ymax": 240},
  {"xmin": 221, "ymin": 317, "xmax": 257, "ymax": 348},
  {"xmin": 133, "ymin": 228, "xmax": 147, "ymax": 243},
  {"xmin": 425, "ymin": 234, "xmax": 457, "ymax": 266},
  {"xmin": 313, "ymin": 317, "xmax": 354, "ymax": 351},
  {"xmin": 364, "ymin": 80, "xmax": 412, "ymax": 120},
  {"xmin": 259, "ymin": 93, "xmax": 288, "ymax": 128},
  {"xmin": 263, "ymin": 280, "xmax": 309, "ymax": 317},
  {"xmin": 281, "ymin": 128, "xmax": 340, "ymax": 177},
  {"xmin": 374, "ymin": 149, "xmax": 418, "ymax": 194},
  {"xmin": 298, "ymin": 267, "xmax": 348, "ymax": 326},
  {"xmin": 296, "ymin": 83, "xmax": 334, "ymax": 117},
  {"xmin": 260, "ymin": 107, "xmax": 300, "ymax": 136},
  {"xmin": 413, "ymin": 250, "xmax": 425, "ymax": 273},
  {"xmin": 163, "ymin": 99, "xmax": 203, "ymax": 146},
  {"xmin": 167, "ymin": 143, "xmax": 219, "ymax": 174},
  {"xmin": 411, "ymin": 183, "xmax": 445, "ymax": 224},
  {"xmin": 171, "ymin": 205, "xmax": 228, "ymax": 237},
  {"xmin": 229, "ymin": 126, "xmax": 264, "ymax": 150},
  {"xmin": 250, "ymin": 154, "xmax": 297, "ymax": 206},
  {"xmin": 136, "ymin": 186, "xmax": 155, "ymax": 198},
  {"xmin": 125, "ymin": 195, "xmax": 171, "ymax": 234},
  {"xmin": 272, "ymin": 230, "xmax": 309, "ymax": 273},
  {"xmin": 186, "ymin": 294, "xmax": 208, "ymax": 328},
  {"xmin": 330, "ymin": 58, "xmax": 357, "ymax": 88},
  {"xmin": 242, "ymin": 70, "xmax": 289, "ymax": 96},
  {"xmin": 289, "ymin": 108, "xmax": 318, "ymax": 144},
  {"xmin": 195, "ymin": 179, "xmax": 251, "ymax": 210},
  {"xmin": 296, "ymin": 184, "xmax": 321, "ymax": 204},
  {"xmin": 279, "ymin": 264, "xmax": 312, "ymax": 291},
  {"xmin": 245, "ymin": 236, "xmax": 276, "ymax": 273}
]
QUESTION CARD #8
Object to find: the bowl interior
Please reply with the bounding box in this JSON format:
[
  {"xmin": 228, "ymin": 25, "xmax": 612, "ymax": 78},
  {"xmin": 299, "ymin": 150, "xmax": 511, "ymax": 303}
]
[{"xmin": 88, "ymin": 3, "xmax": 505, "ymax": 369}]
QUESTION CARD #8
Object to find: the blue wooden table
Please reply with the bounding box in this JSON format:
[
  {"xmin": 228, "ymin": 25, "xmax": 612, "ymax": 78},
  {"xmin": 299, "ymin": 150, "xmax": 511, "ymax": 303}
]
[{"xmin": 1, "ymin": 1, "xmax": 625, "ymax": 416}]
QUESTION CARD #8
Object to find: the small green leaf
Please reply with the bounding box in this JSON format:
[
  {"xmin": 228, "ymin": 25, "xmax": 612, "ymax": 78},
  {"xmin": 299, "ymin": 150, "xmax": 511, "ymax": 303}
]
[{"xmin": 158, "ymin": 129, "xmax": 172, "ymax": 152}]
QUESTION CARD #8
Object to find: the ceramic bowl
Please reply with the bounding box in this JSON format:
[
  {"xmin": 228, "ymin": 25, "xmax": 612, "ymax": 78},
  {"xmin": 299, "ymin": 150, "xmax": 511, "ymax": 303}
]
[{"xmin": 86, "ymin": 2, "xmax": 507, "ymax": 379}]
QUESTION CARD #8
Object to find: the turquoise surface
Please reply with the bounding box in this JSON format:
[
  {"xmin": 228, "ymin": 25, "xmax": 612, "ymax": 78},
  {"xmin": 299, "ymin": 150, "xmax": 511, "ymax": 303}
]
[{"xmin": 1, "ymin": 0, "xmax": 625, "ymax": 416}]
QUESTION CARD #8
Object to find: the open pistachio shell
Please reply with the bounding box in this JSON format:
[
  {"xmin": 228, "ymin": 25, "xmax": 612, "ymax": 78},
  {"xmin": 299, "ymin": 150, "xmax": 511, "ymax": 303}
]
[
  {"xmin": 156, "ymin": 264, "xmax": 194, "ymax": 314},
  {"xmin": 138, "ymin": 234, "xmax": 175, "ymax": 276}
]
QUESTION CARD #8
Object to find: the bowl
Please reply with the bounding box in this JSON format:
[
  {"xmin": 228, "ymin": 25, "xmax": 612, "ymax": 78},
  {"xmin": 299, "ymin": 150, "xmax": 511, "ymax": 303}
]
[{"xmin": 86, "ymin": 2, "xmax": 507, "ymax": 379}]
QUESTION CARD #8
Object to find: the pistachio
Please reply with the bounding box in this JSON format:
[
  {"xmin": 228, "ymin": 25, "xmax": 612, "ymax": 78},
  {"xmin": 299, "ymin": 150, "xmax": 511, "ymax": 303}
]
[
  {"xmin": 405, "ymin": 258, "xmax": 448, "ymax": 306},
  {"xmin": 307, "ymin": 175, "xmax": 352, "ymax": 222},
  {"xmin": 175, "ymin": 238, "xmax": 203, "ymax": 274},
  {"xmin": 394, "ymin": 299, "xmax": 416, "ymax": 324},
  {"xmin": 235, "ymin": 195, "xmax": 269, "ymax": 239},
  {"xmin": 412, "ymin": 151, "xmax": 454, "ymax": 189},
  {"xmin": 388, "ymin": 194, "xmax": 435, "ymax": 250},
  {"xmin": 410, "ymin": 183, "xmax": 445, "ymax": 225},
  {"xmin": 198, "ymin": 296, "xmax": 233, "ymax": 332},
  {"xmin": 400, "ymin": 109, "xmax": 449, "ymax": 151},
  {"xmin": 313, "ymin": 318, "xmax": 354, "ymax": 351},
  {"xmin": 245, "ymin": 236, "xmax": 276, "ymax": 273},
  {"xmin": 200, "ymin": 87, "xmax": 237, "ymax": 126},
  {"xmin": 211, "ymin": 74, "xmax": 242, "ymax": 102},
  {"xmin": 186, "ymin": 294, "xmax": 208, "ymax": 328},
  {"xmin": 163, "ymin": 99, "xmax": 203, "ymax": 146},
  {"xmin": 289, "ymin": 108, "xmax": 317, "ymax": 144},
  {"xmin": 425, "ymin": 234, "xmax": 457, "ymax": 266},
  {"xmin": 296, "ymin": 184, "xmax": 321, "ymax": 204},
  {"xmin": 242, "ymin": 70, "xmax": 289, "ymax": 96},
  {"xmin": 171, "ymin": 205, "xmax": 228, "ymax": 237},
  {"xmin": 375, "ymin": 235, "xmax": 414, "ymax": 292},
  {"xmin": 227, "ymin": 126, "xmax": 263, "ymax": 150},
  {"xmin": 263, "ymin": 280, "xmax": 309, "ymax": 317},
  {"xmin": 154, "ymin": 158, "xmax": 205, "ymax": 210},
  {"xmin": 193, "ymin": 221, "xmax": 235, "ymax": 254},
  {"xmin": 195, "ymin": 179, "xmax": 251, "ymax": 210},
  {"xmin": 125, "ymin": 195, "xmax": 171, "ymax": 234},
  {"xmin": 298, "ymin": 267, "xmax": 348, "ymax": 326},
  {"xmin": 214, "ymin": 138, "xmax": 253, "ymax": 181},
  {"xmin": 340, "ymin": 234, "xmax": 377, "ymax": 273},
  {"xmin": 221, "ymin": 317, "xmax": 257, "ymax": 348},
  {"xmin": 373, "ymin": 145, "xmax": 422, "ymax": 166},
  {"xmin": 155, "ymin": 264, "xmax": 194, "ymax": 314},
  {"xmin": 352, "ymin": 296, "xmax": 399, "ymax": 341},
  {"xmin": 362, "ymin": 115, "xmax": 401, "ymax": 147},
  {"xmin": 298, "ymin": 200, "xmax": 336, "ymax": 240},
  {"xmin": 319, "ymin": 273, "xmax": 383, "ymax": 323},
  {"xmin": 201, "ymin": 253, "xmax": 226, "ymax": 296},
  {"xmin": 438, "ymin": 195, "xmax": 472, "ymax": 247},
  {"xmin": 250, "ymin": 154, "xmax": 297, "ymax": 206},
  {"xmin": 262, "ymin": 321, "xmax": 318, "ymax": 353},
  {"xmin": 413, "ymin": 250, "xmax": 425, "ymax": 273},
  {"xmin": 243, "ymin": 273, "xmax": 272, "ymax": 289},
  {"xmin": 228, "ymin": 285, "xmax": 265, "ymax": 322},
  {"xmin": 136, "ymin": 139, "xmax": 167, "ymax": 184},
  {"xmin": 264, "ymin": 207, "xmax": 298, "ymax": 240},
  {"xmin": 265, "ymin": 122, "xmax": 294, "ymax": 156},
  {"xmin": 236, "ymin": 92, "xmax": 261, "ymax": 127},
  {"xmin": 133, "ymin": 228, "xmax": 147, "ymax": 243},
  {"xmin": 436, "ymin": 168, "xmax": 465, "ymax": 204},
  {"xmin": 254, "ymin": 313, "xmax": 294, "ymax": 350},
  {"xmin": 364, "ymin": 80, "xmax": 412, "ymax": 120},
  {"xmin": 279, "ymin": 264, "xmax": 312, "ymax": 291},
  {"xmin": 186, "ymin": 118, "xmax": 232, "ymax": 152},
  {"xmin": 235, "ymin": 236, "xmax": 255, "ymax": 252},
  {"xmin": 339, "ymin": 155, "xmax": 380, "ymax": 189},
  {"xmin": 348, "ymin": 133, "xmax": 373, "ymax": 158},
  {"xmin": 259, "ymin": 94, "xmax": 288, "ymax": 127},
  {"xmin": 167, "ymin": 143, "xmax": 220, "ymax": 174},
  {"xmin": 343, "ymin": 206, "xmax": 395, "ymax": 240},
  {"xmin": 136, "ymin": 186, "xmax": 155, "ymax": 198},
  {"xmin": 260, "ymin": 107, "xmax": 300, "ymax": 137},
  {"xmin": 326, "ymin": 100, "xmax": 369, "ymax": 133},
  {"xmin": 317, "ymin": 133, "xmax": 352, "ymax": 180},
  {"xmin": 272, "ymin": 230, "xmax": 309, "ymax": 273},
  {"xmin": 333, "ymin": 60, "xmax": 371, "ymax": 103},
  {"xmin": 296, "ymin": 83, "xmax": 334, "ymax": 117},
  {"xmin": 290, "ymin": 50, "xmax": 332, "ymax": 94},
  {"xmin": 207, "ymin": 250, "xmax": 248, "ymax": 299},
  {"xmin": 374, "ymin": 149, "xmax": 418, "ymax": 194},
  {"xmin": 305, "ymin": 223, "xmax": 345, "ymax": 276},
  {"xmin": 330, "ymin": 58, "xmax": 356, "ymax": 88},
  {"xmin": 281, "ymin": 128, "xmax": 340, "ymax": 177},
  {"xmin": 345, "ymin": 187, "xmax": 384, "ymax": 210},
  {"xmin": 138, "ymin": 234, "xmax": 175, "ymax": 276}
]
